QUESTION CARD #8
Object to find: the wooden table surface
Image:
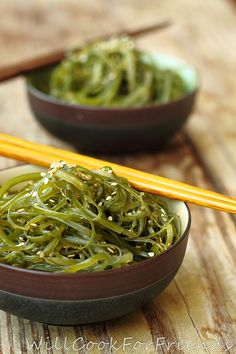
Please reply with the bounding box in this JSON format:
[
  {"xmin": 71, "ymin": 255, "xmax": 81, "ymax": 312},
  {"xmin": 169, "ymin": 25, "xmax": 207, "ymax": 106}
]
[{"xmin": 0, "ymin": 0, "xmax": 236, "ymax": 353}]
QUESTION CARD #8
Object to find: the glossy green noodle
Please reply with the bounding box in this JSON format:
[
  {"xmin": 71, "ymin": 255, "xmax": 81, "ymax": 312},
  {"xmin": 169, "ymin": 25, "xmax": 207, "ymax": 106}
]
[
  {"xmin": 49, "ymin": 37, "xmax": 186, "ymax": 107},
  {"xmin": 0, "ymin": 163, "xmax": 180, "ymax": 272}
]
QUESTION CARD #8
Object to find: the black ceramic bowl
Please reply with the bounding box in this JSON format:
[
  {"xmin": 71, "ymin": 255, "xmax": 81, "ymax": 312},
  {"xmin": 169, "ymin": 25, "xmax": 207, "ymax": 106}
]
[
  {"xmin": 26, "ymin": 54, "xmax": 199, "ymax": 154},
  {"xmin": 0, "ymin": 165, "xmax": 191, "ymax": 325}
]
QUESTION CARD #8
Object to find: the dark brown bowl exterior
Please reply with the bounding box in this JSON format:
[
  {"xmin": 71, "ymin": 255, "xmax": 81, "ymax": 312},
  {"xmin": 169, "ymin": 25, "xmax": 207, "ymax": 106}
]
[
  {"xmin": 26, "ymin": 83, "xmax": 198, "ymax": 154},
  {"xmin": 0, "ymin": 207, "xmax": 190, "ymax": 325}
]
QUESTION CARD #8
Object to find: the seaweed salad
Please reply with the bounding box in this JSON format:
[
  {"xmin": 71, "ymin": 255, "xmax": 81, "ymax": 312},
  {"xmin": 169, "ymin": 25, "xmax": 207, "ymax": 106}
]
[
  {"xmin": 0, "ymin": 163, "xmax": 180, "ymax": 272},
  {"xmin": 48, "ymin": 36, "xmax": 186, "ymax": 107}
]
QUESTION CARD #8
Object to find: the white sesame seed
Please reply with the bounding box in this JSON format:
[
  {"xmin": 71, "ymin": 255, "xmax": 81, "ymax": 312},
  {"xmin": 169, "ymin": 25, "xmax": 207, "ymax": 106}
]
[
  {"xmin": 30, "ymin": 223, "xmax": 37, "ymax": 227},
  {"xmin": 32, "ymin": 191, "xmax": 37, "ymax": 197},
  {"xmin": 39, "ymin": 252, "xmax": 45, "ymax": 258},
  {"xmin": 18, "ymin": 208, "xmax": 25, "ymax": 213},
  {"xmin": 106, "ymin": 196, "xmax": 112, "ymax": 201},
  {"xmin": 108, "ymin": 216, "xmax": 113, "ymax": 221},
  {"xmin": 127, "ymin": 212, "xmax": 132, "ymax": 216},
  {"xmin": 111, "ymin": 182, "xmax": 117, "ymax": 186},
  {"xmin": 49, "ymin": 199, "xmax": 55, "ymax": 203},
  {"xmin": 40, "ymin": 172, "xmax": 46, "ymax": 177},
  {"xmin": 50, "ymin": 161, "xmax": 66, "ymax": 169},
  {"xmin": 68, "ymin": 254, "xmax": 75, "ymax": 258},
  {"xmin": 18, "ymin": 242, "xmax": 25, "ymax": 246},
  {"xmin": 108, "ymin": 73, "xmax": 115, "ymax": 80},
  {"xmin": 148, "ymin": 252, "xmax": 155, "ymax": 257},
  {"xmin": 111, "ymin": 191, "xmax": 116, "ymax": 195},
  {"xmin": 44, "ymin": 177, "xmax": 49, "ymax": 185},
  {"xmin": 80, "ymin": 173, "xmax": 91, "ymax": 181},
  {"xmin": 98, "ymin": 202, "xmax": 103, "ymax": 206}
]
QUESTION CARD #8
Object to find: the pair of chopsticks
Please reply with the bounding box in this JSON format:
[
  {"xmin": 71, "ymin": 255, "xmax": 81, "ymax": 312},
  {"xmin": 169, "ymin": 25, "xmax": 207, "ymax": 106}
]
[
  {"xmin": 0, "ymin": 20, "xmax": 171, "ymax": 82},
  {"xmin": 0, "ymin": 134, "xmax": 235, "ymax": 214}
]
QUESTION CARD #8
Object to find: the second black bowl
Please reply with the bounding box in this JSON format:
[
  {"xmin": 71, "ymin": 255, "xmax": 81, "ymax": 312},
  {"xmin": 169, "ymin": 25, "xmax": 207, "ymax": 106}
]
[{"xmin": 26, "ymin": 54, "xmax": 199, "ymax": 154}]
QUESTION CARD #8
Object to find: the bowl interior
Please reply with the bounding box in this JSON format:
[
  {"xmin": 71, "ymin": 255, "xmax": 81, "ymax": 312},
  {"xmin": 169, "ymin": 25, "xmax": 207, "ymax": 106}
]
[
  {"xmin": 0, "ymin": 164, "xmax": 190, "ymax": 237},
  {"xmin": 150, "ymin": 53, "xmax": 199, "ymax": 94},
  {"xmin": 27, "ymin": 53, "xmax": 199, "ymax": 109}
]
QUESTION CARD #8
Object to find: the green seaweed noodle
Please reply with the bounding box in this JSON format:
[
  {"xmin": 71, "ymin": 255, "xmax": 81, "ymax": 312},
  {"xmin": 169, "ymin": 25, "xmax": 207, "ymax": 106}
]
[
  {"xmin": 48, "ymin": 36, "xmax": 186, "ymax": 107},
  {"xmin": 0, "ymin": 163, "xmax": 180, "ymax": 273}
]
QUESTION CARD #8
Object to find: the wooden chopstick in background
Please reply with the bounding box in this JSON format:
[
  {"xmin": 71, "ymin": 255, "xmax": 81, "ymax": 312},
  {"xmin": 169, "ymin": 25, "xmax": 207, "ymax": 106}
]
[{"xmin": 0, "ymin": 20, "xmax": 171, "ymax": 82}]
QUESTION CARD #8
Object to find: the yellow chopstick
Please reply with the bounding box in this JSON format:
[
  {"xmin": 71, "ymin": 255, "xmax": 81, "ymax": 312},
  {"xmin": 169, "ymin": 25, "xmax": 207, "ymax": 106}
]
[
  {"xmin": 1, "ymin": 133, "xmax": 235, "ymax": 204},
  {"xmin": 0, "ymin": 134, "xmax": 235, "ymax": 214}
]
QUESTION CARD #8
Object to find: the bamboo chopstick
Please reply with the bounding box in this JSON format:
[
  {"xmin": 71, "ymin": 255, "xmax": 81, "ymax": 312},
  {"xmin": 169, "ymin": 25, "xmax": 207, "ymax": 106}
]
[
  {"xmin": 0, "ymin": 20, "xmax": 171, "ymax": 82},
  {"xmin": 1, "ymin": 133, "xmax": 236, "ymax": 206},
  {"xmin": 0, "ymin": 134, "xmax": 235, "ymax": 214}
]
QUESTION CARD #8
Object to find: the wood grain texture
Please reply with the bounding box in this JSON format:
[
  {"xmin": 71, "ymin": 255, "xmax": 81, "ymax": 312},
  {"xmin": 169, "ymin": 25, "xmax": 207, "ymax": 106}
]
[{"xmin": 0, "ymin": 0, "xmax": 235, "ymax": 353}]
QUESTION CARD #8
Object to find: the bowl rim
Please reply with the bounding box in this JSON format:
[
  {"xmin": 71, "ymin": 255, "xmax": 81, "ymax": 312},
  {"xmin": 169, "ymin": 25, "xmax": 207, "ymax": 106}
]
[
  {"xmin": 0, "ymin": 164, "xmax": 191, "ymax": 279},
  {"xmin": 26, "ymin": 53, "xmax": 200, "ymax": 113}
]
